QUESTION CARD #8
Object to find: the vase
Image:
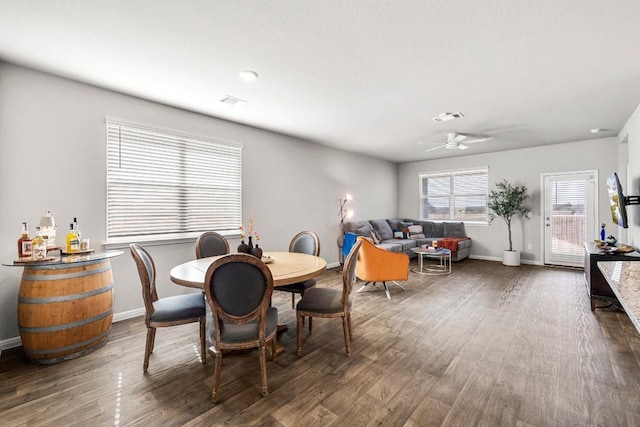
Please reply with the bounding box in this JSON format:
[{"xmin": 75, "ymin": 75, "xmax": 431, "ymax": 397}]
[
  {"xmin": 237, "ymin": 239, "xmax": 250, "ymax": 254},
  {"xmin": 248, "ymin": 236, "xmax": 254, "ymax": 251},
  {"xmin": 251, "ymin": 244, "xmax": 263, "ymax": 259}
]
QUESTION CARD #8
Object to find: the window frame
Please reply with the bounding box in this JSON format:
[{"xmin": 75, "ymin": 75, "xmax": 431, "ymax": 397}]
[
  {"xmin": 104, "ymin": 118, "xmax": 243, "ymax": 248},
  {"xmin": 419, "ymin": 167, "xmax": 489, "ymax": 224}
]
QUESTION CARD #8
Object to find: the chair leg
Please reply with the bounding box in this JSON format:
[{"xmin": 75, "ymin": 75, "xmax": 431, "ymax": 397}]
[
  {"xmin": 143, "ymin": 327, "xmax": 156, "ymax": 372},
  {"xmin": 342, "ymin": 315, "xmax": 351, "ymax": 356},
  {"xmin": 271, "ymin": 337, "xmax": 277, "ymax": 361},
  {"xmin": 296, "ymin": 312, "xmax": 303, "ymax": 356},
  {"xmin": 291, "ymin": 292, "xmax": 296, "ymax": 309},
  {"xmin": 199, "ymin": 317, "xmax": 206, "ymax": 364},
  {"xmin": 357, "ymin": 281, "xmax": 372, "ymax": 293},
  {"xmin": 308, "ymin": 316, "xmax": 313, "ymax": 332},
  {"xmin": 391, "ymin": 281, "xmax": 406, "ymax": 291},
  {"xmin": 211, "ymin": 350, "xmax": 223, "ymax": 403},
  {"xmin": 382, "ymin": 282, "xmax": 391, "ymax": 299},
  {"xmin": 347, "ymin": 312, "xmax": 353, "ymax": 341},
  {"xmin": 259, "ymin": 344, "xmax": 269, "ymax": 397}
]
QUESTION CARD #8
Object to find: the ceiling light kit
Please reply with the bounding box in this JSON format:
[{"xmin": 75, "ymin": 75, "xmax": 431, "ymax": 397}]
[{"xmin": 432, "ymin": 112, "xmax": 464, "ymax": 122}]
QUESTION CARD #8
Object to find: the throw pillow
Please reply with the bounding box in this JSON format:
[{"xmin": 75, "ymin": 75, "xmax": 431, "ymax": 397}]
[
  {"xmin": 408, "ymin": 224, "xmax": 425, "ymax": 239},
  {"xmin": 370, "ymin": 229, "xmax": 382, "ymax": 245},
  {"xmin": 393, "ymin": 231, "xmax": 404, "ymax": 239}
]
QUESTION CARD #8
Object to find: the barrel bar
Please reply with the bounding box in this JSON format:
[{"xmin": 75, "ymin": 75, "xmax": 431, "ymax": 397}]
[
  {"xmin": 23, "ymin": 329, "xmax": 110, "ymax": 356},
  {"xmin": 19, "ymin": 309, "xmax": 113, "ymax": 333},
  {"xmin": 18, "ymin": 283, "xmax": 114, "ymax": 304},
  {"xmin": 22, "ymin": 263, "xmax": 111, "ymax": 281},
  {"xmin": 23, "ymin": 258, "xmax": 111, "ymax": 271}
]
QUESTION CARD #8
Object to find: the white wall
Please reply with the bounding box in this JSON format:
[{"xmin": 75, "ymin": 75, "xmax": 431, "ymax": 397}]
[
  {"xmin": 398, "ymin": 138, "xmax": 620, "ymax": 262},
  {"xmin": 619, "ymin": 103, "xmax": 640, "ymax": 246},
  {"xmin": 0, "ymin": 63, "xmax": 398, "ymax": 345}
]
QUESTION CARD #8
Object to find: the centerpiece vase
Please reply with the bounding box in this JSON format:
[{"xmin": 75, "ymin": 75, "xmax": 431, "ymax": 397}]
[
  {"xmin": 248, "ymin": 236, "xmax": 254, "ymax": 251},
  {"xmin": 237, "ymin": 239, "xmax": 250, "ymax": 254},
  {"xmin": 251, "ymin": 244, "xmax": 263, "ymax": 259}
]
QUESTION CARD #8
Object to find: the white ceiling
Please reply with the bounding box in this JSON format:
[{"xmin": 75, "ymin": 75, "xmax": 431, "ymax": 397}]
[{"xmin": 1, "ymin": 0, "xmax": 640, "ymax": 163}]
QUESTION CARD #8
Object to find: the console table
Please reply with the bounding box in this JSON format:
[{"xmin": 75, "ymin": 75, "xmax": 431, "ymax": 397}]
[
  {"xmin": 583, "ymin": 242, "xmax": 640, "ymax": 311},
  {"xmin": 3, "ymin": 251, "xmax": 122, "ymax": 364}
]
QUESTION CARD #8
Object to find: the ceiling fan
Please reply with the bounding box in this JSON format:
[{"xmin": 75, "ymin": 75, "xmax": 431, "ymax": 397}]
[{"xmin": 424, "ymin": 132, "xmax": 493, "ymax": 153}]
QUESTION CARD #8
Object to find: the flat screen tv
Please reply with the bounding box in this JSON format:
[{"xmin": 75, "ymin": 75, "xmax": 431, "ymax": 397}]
[{"xmin": 607, "ymin": 172, "xmax": 629, "ymax": 228}]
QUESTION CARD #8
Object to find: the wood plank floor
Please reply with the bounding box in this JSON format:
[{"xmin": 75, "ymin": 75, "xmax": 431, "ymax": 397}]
[{"xmin": 2, "ymin": 259, "xmax": 640, "ymax": 426}]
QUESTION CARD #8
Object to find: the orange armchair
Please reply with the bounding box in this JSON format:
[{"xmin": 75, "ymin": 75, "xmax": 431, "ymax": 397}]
[{"xmin": 355, "ymin": 237, "xmax": 410, "ymax": 299}]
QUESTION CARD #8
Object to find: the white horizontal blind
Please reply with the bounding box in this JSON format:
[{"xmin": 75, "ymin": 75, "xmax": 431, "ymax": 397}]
[
  {"xmin": 419, "ymin": 168, "xmax": 488, "ymax": 222},
  {"xmin": 106, "ymin": 119, "xmax": 243, "ymax": 240}
]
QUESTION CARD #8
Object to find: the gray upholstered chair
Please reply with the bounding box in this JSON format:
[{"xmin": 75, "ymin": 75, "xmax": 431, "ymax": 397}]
[
  {"xmin": 129, "ymin": 243, "xmax": 207, "ymax": 373},
  {"xmin": 277, "ymin": 231, "xmax": 320, "ymax": 308},
  {"xmin": 204, "ymin": 253, "xmax": 278, "ymax": 402},
  {"xmin": 296, "ymin": 239, "xmax": 362, "ymax": 357},
  {"xmin": 195, "ymin": 231, "xmax": 230, "ymax": 259}
]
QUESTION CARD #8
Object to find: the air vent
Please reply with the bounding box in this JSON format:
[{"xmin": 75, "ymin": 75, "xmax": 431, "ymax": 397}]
[
  {"xmin": 220, "ymin": 95, "xmax": 247, "ymax": 106},
  {"xmin": 432, "ymin": 112, "xmax": 464, "ymax": 122}
]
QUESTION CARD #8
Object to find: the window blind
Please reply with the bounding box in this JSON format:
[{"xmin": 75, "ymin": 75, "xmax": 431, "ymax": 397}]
[
  {"xmin": 419, "ymin": 168, "xmax": 488, "ymax": 222},
  {"xmin": 106, "ymin": 119, "xmax": 243, "ymax": 241}
]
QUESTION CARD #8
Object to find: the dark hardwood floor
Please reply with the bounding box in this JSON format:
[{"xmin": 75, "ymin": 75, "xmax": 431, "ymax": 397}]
[{"xmin": 2, "ymin": 259, "xmax": 640, "ymax": 426}]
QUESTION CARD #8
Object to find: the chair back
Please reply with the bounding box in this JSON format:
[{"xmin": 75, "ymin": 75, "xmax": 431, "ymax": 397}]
[
  {"xmin": 341, "ymin": 239, "xmax": 363, "ymax": 304},
  {"xmin": 129, "ymin": 243, "xmax": 158, "ymax": 316},
  {"xmin": 196, "ymin": 231, "xmax": 230, "ymax": 259},
  {"xmin": 289, "ymin": 231, "xmax": 320, "ymax": 256},
  {"xmin": 204, "ymin": 254, "xmax": 273, "ymax": 337}
]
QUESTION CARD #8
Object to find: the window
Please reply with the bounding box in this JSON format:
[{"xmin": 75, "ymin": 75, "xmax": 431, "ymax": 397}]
[
  {"xmin": 106, "ymin": 118, "xmax": 243, "ymax": 242},
  {"xmin": 419, "ymin": 168, "xmax": 488, "ymax": 222}
]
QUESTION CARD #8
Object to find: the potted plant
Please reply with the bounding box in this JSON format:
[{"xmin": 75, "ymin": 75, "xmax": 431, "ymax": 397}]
[{"xmin": 488, "ymin": 179, "xmax": 530, "ymax": 266}]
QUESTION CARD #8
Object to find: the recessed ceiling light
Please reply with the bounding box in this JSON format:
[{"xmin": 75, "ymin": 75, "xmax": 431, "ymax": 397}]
[
  {"xmin": 239, "ymin": 69, "xmax": 258, "ymax": 82},
  {"xmin": 432, "ymin": 112, "xmax": 464, "ymax": 122},
  {"xmin": 590, "ymin": 128, "xmax": 603, "ymax": 133}
]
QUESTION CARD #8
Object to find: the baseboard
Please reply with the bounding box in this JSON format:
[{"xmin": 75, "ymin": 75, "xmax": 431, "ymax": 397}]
[
  {"xmin": 468, "ymin": 254, "xmax": 543, "ymax": 266},
  {"xmin": 0, "ymin": 336, "xmax": 22, "ymax": 354},
  {"xmin": 327, "ymin": 261, "xmax": 341, "ymax": 269},
  {"xmin": 113, "ymin": 308, "xmax": 145, "ymax": 323}
]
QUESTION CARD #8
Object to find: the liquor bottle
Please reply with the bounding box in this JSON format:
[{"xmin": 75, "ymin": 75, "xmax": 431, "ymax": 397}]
[
  {"xmin": 73, "ymin": 217, "xmax": 81, "ymax": 239},
  {"xmin": 17, "ymin": 222, "xmax": 32, "ymax": 258},
  {"xmin": 66, "ymin": 223, "xmax": 80, "ymax": 253},
  {"xmin": 31, "ymin": 227, "xmax": 47, "ymax": 260}
]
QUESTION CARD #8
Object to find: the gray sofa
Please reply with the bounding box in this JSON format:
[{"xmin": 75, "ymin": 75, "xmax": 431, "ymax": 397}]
[{"xmin": 338, "ymin": 218, "xmax": 472, "ymax": 262}]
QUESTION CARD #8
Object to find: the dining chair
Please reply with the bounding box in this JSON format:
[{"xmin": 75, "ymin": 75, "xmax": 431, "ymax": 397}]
[
  {"xmin": 296, "ymin": 238, "xmax": 362, "ymax": 357},
  {"xmin": 204, "ymin": 253, "xmax": 278, "ymax": 402},
  {"xmin": 195, "ymin": 231, "xmax": 230, "ymax": 259},
  {"xmin": 277, "ymin": 231, "xmax": 320, "ymax": 308},
  {"xmin": 355, "ymin": 236, "xmax": 409, "ymax": 299},
  {"xmin": 129, "ymin": 243, "xmax": 207, "ymax": 373}
]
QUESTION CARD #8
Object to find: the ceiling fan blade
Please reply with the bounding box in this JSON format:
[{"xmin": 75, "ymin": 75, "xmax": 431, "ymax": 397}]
[
  {"xmin": 464, "ymin": 136, "xmax": 494, "ymax": 144},
  {"xmin": 424, "ymin": 145, "xmax": 445, "ymax": 153},
  {"xmin": 452, "ymin": 133, "xmax": 467, "ymax": 143},
  {"xmin": 458, "ymin": 143, "xmax": 469, "ymax": 150}
]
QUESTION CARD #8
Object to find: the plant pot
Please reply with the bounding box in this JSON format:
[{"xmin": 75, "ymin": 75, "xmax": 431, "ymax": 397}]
[{"xmin": 502, "ymin": 250, "xmax": 521, "ymax": 266}]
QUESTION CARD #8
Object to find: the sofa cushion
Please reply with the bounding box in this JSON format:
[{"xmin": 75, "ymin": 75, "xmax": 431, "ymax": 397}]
[
  {"xmin": 343, "ymin": 221, "xmax": 373, "ymax": 237},
  {"xmin": 444, "ymin": 222, "xmax": 467, "ymax": 238},
  {"xmin": 377, "ymin": 242, "xmax": 403, "ymax": 253},
  {"xmin": 386, "ymin": 218, "xmax": 405, "ymax": 231},
  {"xmin": 432, "ymin": 222, "xmax": 444, "ymax": 237},
  {"xmin": 370, "ymin": 219, "xmax": 394, "ymax": 241},
  {"xmin": 382, "ymin": 239, "xmax": 416, "ymax": 251}
]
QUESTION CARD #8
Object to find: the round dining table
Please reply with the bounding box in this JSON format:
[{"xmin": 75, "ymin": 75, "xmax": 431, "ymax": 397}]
[{"xmin": 169, "ymin": 251, "xmax": 328, "ymax": 289}]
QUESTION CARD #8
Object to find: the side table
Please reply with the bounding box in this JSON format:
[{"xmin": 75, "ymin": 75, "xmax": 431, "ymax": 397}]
[{"xmin": 411, "ymin": 247, "xmax": 452, "ymax": 275}]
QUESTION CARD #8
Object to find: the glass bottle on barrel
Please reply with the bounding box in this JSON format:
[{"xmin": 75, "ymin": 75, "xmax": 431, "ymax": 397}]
[
  {"xmin": 66, "ymin": 223, "xmax": 80, "ymax": 253},
  {"xmin": 17, "ymin": 222, "xmax": 32, "ymax": 258}
]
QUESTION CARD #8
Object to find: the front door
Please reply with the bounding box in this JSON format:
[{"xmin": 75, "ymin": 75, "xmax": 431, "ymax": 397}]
[{"xmin": 543, "ymin": 171, "xmax": 597, "ymax": 267}]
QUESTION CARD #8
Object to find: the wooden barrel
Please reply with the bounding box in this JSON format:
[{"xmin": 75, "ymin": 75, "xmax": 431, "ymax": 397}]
[{"xmin": 18, "ymin": 258, "xmax": 114, "ymax": 364}]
